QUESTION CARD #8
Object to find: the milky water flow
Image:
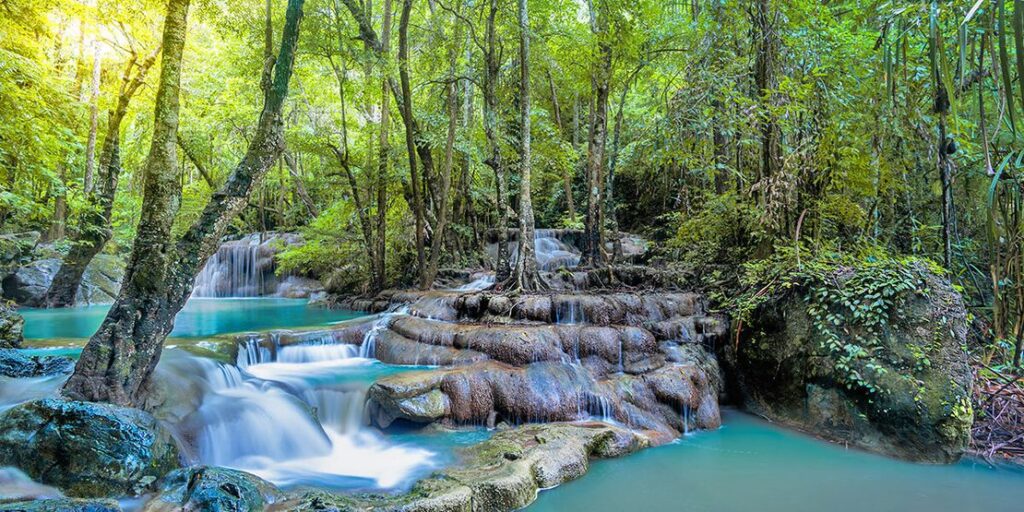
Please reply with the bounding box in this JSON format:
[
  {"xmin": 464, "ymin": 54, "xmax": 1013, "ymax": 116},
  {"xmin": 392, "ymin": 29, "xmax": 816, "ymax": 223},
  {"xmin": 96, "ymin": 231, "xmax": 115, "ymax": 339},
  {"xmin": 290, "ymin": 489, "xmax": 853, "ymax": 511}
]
[{"xmin": 154, "ymin": 328, "xmax": 436, "ymax": 490}]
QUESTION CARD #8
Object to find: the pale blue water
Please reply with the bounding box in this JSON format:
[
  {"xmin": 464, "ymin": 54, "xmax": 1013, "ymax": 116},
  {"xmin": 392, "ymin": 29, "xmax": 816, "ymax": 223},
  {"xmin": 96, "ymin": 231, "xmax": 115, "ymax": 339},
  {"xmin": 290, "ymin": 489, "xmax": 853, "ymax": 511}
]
[
  {"xmin": 14, "ymin": 302, "xmax": 1024, "ymax": 509},
  {"xmin": 19, "ymin": 298, "xmax": 362, "ymax": 339},
  {"xmin": 529, "ymin": 409, "xmax": 1024, "ymax": 512}
]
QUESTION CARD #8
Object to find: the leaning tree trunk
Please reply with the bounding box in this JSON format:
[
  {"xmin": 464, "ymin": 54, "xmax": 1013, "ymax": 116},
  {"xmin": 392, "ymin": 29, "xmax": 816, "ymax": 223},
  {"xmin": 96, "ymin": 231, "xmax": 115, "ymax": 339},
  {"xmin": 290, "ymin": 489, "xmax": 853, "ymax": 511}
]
[
  {"xmin": 62, "ymin": 0, "xmax": 306, "ymax": 406},
  {"xmin": 46, "ymin": 46, "xmax": 161, "ymax": 308},
  {"xmin": 508, "ymin": 0, "xmax": 544, "ymax": 291}
]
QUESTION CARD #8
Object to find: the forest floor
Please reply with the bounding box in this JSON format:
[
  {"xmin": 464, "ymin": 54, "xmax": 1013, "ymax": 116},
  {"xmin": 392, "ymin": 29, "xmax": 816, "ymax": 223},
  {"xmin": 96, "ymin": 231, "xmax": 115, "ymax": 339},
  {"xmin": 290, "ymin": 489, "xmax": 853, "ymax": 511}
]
[{"xmin": 970, "ymin": 365, "xmax": 1024, "ymax": 465}]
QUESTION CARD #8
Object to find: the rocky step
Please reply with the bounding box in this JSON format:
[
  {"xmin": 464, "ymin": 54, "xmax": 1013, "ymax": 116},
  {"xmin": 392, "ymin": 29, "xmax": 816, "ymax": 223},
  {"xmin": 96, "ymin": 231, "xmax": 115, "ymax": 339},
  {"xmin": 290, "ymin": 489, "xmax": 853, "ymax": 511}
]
[
  {"xmin": 276, "ymin": 421, "xmax": 649, "ymax": 512},
  {"xmin": 365, "ymin": 343, "xmax": 720, "ymax": 439},
  {"xmin": 235, "ymin": 312, "xmax": 727, "ymax": 371},
  {"xmin": 342, "ymin": 290, "xmax": 712, "ymax": 325}
]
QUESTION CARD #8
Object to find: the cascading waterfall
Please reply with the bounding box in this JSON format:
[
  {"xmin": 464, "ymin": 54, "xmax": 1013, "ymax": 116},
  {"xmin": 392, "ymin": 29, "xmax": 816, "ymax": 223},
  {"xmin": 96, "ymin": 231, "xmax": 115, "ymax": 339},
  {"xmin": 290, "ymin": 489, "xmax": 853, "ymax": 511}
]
[
  {"xmin": 488, "ymin": 229, "xmax": 582, "ymax": 273},
  {"xmin": 533, "ymin": 229, "xmax": 582, "ymax": 271},
  {"xmin": 160, "ymin": 338, "xmax": 436, "ymax": 491},
  {"xmin": 193, "ymin": 235, "xmax": 273, "ymax": 298}
]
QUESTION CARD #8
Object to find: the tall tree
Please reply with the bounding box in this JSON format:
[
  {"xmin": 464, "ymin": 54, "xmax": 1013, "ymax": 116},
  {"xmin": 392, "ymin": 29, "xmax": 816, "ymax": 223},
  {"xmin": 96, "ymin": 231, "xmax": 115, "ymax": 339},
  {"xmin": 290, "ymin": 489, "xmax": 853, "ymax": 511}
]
[
  {"xmin": 482, "ymin": 0, "xmax": 510, "ymax": 282},
  {"xmin": 422, "ymin": 3, "xmax": 462, "ymax": 287},
  {"xmin": 373, "ymin": 0, "xmax": 393, "ymax": 292},
  {"xmin": 62, "ymin": 0, "xmax": 307, "ymax": 406},
  {"xmin": 507, "ymin": 0, "xmax": 543, "ymax": 290},
  {"xmin": 45, "ymin": 44, "xmax": 162, "ymax": 308},
  {"xmin": 583, "ymin": 0, "xmax": 610, "ymax": 266}
]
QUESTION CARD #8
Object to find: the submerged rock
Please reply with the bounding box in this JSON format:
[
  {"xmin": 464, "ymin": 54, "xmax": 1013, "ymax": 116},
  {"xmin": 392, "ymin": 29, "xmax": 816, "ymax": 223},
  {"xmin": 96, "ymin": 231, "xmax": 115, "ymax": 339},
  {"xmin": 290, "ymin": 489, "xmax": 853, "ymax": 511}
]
[
  {"xmin": 726, "ymin": 262, "xmax": 973, "ymax": 463},
  {"xmin": 0, "ymin": 301, "xmax": 23, "ymax": 349},
  {"xmin": 0, "ymin": 399, "xmax": 180, "ymax": 497},
  {"xmin": 143, "ymin": 466, "xmax": 280, "ymax": 512},
  {"xmin": 0, "ymin": 349, "xmax": 73, "ymax": 378},
  {"xmin": 0, "ymin": 499, "xmax": 121, "ymax": 512},
  {"xmin": 1, "ymin": 254, "xmax": 124, "ymax": 307}
]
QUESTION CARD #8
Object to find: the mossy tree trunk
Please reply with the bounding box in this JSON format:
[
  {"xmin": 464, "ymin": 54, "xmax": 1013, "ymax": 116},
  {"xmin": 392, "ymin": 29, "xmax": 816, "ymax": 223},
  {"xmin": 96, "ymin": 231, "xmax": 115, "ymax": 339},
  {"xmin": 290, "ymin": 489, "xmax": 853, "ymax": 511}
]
[
  {"xmin": 507, "ymin": 0, "xmax": 544, "ymax": 291},
  {"xmin": 62, "ymin": 0, "xmax": 306, "ymax": 406}
]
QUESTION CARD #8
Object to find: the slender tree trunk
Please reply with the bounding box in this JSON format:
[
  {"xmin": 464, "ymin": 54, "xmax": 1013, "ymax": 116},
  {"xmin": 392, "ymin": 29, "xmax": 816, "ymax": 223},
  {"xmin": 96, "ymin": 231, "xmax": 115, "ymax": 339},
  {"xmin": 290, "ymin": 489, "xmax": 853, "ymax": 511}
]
[
  {"xmin": 374, "ymin": 0, "xmax": 393, "ymax": 293},
  {"xmin": 508, "ymin": 0, "xmax": 544, "ymax": 290},
  {"xmin": 62, "ymin": 0, "xmax": 306, "ymax": 406},
  {"xmin": 47, "ymin": 163, "xmax": 67, "ymax": 241},
  {"xmin": 583, "ymin": 1, "xmax": 610, "ymax": 266},
  {"xmin": 398, "ymin": 0, "xmax": 427, "ymax": 286},
  {"xmin": 83, "ymin": 41, "xmax": 101, "ymax": 194},
  {"xmin": 933, "ymin": 0, "xmax": 952, "ymax": 269},
  {"xmin": 422, "ymin": 5, "xmax": 462, "ymax": 288},
  {"xmin": 754, "ymin": 0, "xmax": 780, "ymax": 186},
  {"xmin": 46, "ymin": 45, "xmax": 162, "ymax": 308},
  {"xmin": 482, "ymin": 0, "xmax": 510, "ymax": 281}
]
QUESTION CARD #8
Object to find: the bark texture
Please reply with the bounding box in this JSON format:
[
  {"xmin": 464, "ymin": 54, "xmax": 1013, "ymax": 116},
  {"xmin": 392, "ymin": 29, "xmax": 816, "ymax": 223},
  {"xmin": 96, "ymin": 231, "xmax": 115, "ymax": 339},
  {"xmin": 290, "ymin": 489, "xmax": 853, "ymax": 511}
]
[{"xmin": 62, "ymin": 0, "xmax": 306, "ymax": 406}]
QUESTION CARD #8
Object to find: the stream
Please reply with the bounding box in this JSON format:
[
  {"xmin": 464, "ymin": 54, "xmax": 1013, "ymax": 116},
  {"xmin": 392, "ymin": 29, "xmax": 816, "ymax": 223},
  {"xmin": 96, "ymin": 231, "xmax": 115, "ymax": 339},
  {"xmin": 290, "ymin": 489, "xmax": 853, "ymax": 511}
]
[{"xmin": 6, "ymin": 299, "xmax": 1024, "ymax": 511}]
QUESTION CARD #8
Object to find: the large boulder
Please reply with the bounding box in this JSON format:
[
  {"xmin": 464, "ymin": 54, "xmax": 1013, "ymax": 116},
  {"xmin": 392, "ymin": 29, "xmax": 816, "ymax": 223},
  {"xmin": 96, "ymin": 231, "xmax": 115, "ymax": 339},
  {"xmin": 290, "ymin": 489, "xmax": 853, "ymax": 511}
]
[
  {"xmin": 0, "ymin": 302, "xmax": 23, "ymax": 349},
  {"xmin": 1, "ymin": 254, "xmax": 124, "ymax": 307},
  {"xmin": 0, "ymin": 349, "xmax": 73, "ymax": 378},
  {"xmin": 726, "ymin": 261, "xmax": 973, "ymax": 463},
  {"xmin": 0, "ymin": 399, "xmax": 180, "ymax": 497},
  {"xmin": 143, "ymin": 466, "xmax": 280, "ymax": 512}
]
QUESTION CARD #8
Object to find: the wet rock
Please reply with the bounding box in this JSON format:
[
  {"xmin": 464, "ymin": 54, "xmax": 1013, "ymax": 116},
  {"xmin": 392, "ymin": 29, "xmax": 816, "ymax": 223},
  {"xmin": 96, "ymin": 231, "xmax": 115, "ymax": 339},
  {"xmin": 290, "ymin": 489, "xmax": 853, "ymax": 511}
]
[
  {"xmin": 0, "ymin": 349, "xmax": 73, "ymax": 378},
  {"xmin": 0, "ymin": 301, "xmax": 23, "ymax": 349},
  {"xmin": 280, "ymin": 422, "xmax": 648, "ymax": 512},
  {"xmin": 366, "ymin": 354, "xmax": 720, "ymax": 437},
  {"xmin": 0, "ymin": 499, "xmax": 121, "ymax": 512},
  {"xmin": 143, "ymin": 466, "xmax": 280, "ymax": 512},
  {"xmin": 1, "ymin": 254, "xmax": 124, "ymax": 307},
  {"xmin": 0, "ymin": 399, "xmax": 180, "ymax": 497},
  {"xmin": 726, "ymin": 262, "xmax": 973, "ymax": 463}
]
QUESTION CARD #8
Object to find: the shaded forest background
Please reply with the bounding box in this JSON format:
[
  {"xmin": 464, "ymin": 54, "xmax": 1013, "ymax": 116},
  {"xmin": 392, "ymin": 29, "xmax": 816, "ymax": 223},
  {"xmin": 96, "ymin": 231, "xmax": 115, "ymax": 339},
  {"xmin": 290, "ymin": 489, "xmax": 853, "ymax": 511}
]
[{"xmin": 2, "ymin": 0, "xmax": 1024, "ymax": 371}]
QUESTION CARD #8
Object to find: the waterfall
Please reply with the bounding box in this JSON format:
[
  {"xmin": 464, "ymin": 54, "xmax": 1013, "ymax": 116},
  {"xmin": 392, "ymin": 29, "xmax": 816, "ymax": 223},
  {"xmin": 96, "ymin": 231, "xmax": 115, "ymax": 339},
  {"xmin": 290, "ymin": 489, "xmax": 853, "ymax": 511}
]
[
  {"xmin": 533, "ymin": 229, "xmax": 582, "ymax": 271},
  {"xmin": 488, "ymin": 229, "xmax": 582, "ymax": 273},
  {"xmin": 455, "ymin": 274, "xmax": 495, "ymax": 291},
  {"xmin": 555, "ymin": 297, "xmax": 585, "ymax": 324},
  {"xmin": 191, "ymin": 233, "xmax": 314, "ymax": 298},
  {"xmin": 159, "ymin": 342, "xmax": 434, "ymax": 490},
  {"xmin": 237, "ymin": 332, "xmax": 360, "ymax": 368}
]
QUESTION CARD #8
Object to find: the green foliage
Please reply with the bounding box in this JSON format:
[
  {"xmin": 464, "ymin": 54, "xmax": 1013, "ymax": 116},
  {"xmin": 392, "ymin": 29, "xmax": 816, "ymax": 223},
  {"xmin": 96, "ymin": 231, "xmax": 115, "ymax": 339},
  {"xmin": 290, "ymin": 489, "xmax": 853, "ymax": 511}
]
[{"xmin": 732, "ymin": 248, "xmax": 941, "ymax": 394}]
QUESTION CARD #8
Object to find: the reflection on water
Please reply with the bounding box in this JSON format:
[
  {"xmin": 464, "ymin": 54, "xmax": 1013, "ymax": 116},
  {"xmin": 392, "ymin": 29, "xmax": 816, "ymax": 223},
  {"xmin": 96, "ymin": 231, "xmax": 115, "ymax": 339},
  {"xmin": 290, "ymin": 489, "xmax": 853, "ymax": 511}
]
[
  {"xmin": 19, "ymin": 298, "xmax": 363, "ymax": 339},
  {"xmin": 529, "ymin": 409, "xmax": 1024, "ymax": 512}
]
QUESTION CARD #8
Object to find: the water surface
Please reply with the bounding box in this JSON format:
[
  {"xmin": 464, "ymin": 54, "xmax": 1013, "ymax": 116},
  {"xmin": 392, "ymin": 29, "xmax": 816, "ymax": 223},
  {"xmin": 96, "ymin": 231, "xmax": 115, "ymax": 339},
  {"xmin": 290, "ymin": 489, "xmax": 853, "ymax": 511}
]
[
  {"xmin": 529, "ymin": 409, "xmax": 1024, "ymax": 512},
  {"xmin": 20, "ymin": 298, "xmax": 362, "ymax": 339}
]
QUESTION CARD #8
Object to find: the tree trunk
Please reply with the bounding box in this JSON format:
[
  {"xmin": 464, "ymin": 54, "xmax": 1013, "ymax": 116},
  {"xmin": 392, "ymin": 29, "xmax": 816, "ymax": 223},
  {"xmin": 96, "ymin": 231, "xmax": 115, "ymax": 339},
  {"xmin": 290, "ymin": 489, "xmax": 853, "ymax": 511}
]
[
  {"xmin": 422, "ymin": 5, "xmax": 462, "ymax": 288},
  {"xmin": 46, "ymin": 45, "xmax": 162, "ymax": 308},
  {"xmin": 47, "ymin": 163, "xmax": 67, "ymax": 241},
  {"xmin": 397, "ymin": 0, "xmax": 427, "ymax": 287},
  {"xmin": 754, "ymin": 0, "xmax": 780, "ymax": 186},
  {"xmin": 508, "ymin": 0, "xmax": 544, "ymax": 291},
  {"xmin": 482, "ymin": 0, "xmax": 510, "ymax": 282},
  {"xmin": 83, "ymin": 40, "xmax": 102, "ymax": 194},
  {"xmin": 374, "ymin": 0, "xmax": 393, "ymax": 293},
  {"xmin": 583, "ymin": 1, "xmax": 610, "ymax": 266},
  {"xmin": 62, "ymin": 0, "xmax": 306, "ymax": 406}
]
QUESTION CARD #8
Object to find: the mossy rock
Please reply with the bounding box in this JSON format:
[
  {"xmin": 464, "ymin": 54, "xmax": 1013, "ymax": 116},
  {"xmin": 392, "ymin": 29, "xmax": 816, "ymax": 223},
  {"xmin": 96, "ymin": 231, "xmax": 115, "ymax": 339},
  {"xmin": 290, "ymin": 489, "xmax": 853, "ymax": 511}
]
[
  {"xmin": 143, "ymin": 466, "xmax": 280, "ymax": 512},
  {"xmin": 726, "ymin": 261, "xmax": 973, "ymax": 463},
  {"xmin": 0, "ymin": 399, "xmax": 180, "ymax": 498},
  {"xmin": 0, "ymin": 499, "xmax": 121, "ymax": 512}
]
